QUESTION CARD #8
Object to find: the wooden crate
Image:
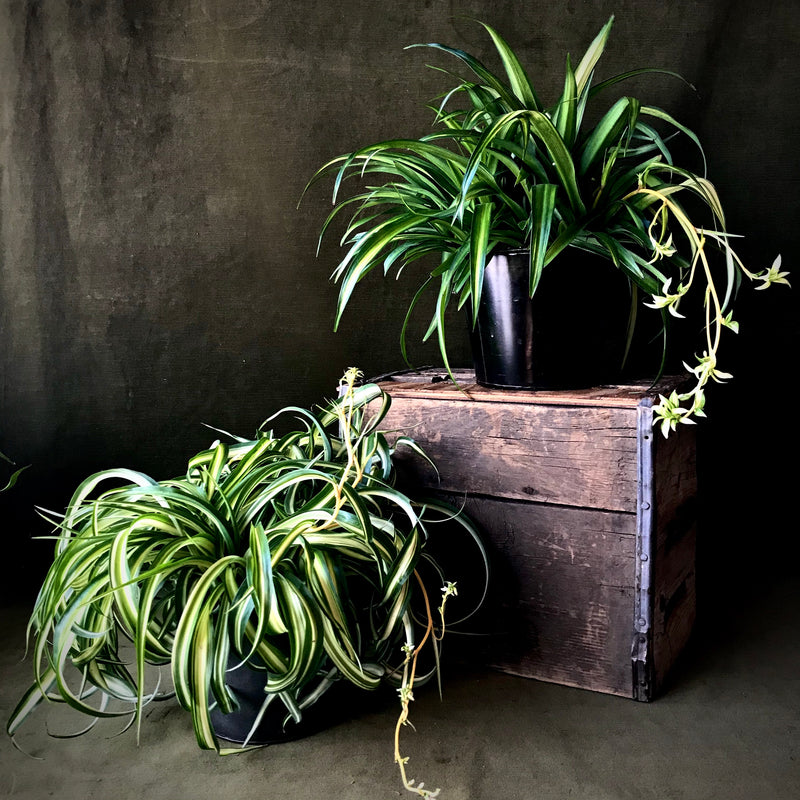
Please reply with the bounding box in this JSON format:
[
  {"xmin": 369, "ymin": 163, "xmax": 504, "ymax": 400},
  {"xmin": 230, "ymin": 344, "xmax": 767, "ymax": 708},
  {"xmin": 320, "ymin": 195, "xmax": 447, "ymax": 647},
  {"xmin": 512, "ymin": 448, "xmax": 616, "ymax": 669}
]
[{"xmin": 375, "ymin": 368, "xmax": 697, "ymax": 701}]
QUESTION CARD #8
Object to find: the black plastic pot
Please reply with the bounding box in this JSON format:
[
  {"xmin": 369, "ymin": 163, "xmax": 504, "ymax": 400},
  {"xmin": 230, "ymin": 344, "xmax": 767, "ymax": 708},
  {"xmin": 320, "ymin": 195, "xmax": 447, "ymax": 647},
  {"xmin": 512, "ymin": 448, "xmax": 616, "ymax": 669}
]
[
  {"xmin": 469, "ymin": 249, "xmax": 630, "ymax": 390},
  {"xmin": 210, "ymin": 662, "xmax": 365, "ymax": 745}
]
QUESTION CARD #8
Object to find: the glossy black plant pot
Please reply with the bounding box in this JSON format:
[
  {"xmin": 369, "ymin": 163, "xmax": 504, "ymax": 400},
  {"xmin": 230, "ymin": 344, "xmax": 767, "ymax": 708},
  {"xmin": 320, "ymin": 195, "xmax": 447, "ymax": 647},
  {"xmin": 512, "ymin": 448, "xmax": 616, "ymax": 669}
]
[
  {"xmin": 210, "ymin": 662, "xmax": 365, "ymax": 745},
  {"xmin": 469, "ymin": 250, "xmax": 630, "ymax": 390}
]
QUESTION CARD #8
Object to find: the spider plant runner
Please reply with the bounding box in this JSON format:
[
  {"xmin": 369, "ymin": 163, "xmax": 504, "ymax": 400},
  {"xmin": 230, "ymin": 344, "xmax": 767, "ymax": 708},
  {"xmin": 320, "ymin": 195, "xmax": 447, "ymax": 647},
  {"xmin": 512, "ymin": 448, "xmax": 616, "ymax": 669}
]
[
  {"xmin": 1, "ymin": 448, "xmax": 28, "ymax": 492},
  {"xmin": 304, "ymin": 17, "xmax": 789, "ymax": 436},
  {"xmin": 8, "ymin": 369, "xmax": 488, "ymax": 799}
]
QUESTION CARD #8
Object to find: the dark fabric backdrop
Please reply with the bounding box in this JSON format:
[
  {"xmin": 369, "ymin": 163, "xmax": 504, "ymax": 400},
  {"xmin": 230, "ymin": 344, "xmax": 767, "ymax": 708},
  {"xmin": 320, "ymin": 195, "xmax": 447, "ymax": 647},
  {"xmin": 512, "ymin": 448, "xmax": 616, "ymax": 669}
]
[{"xmin": 1, "ymin": 0, "xmax": 797, "ymax": 601}]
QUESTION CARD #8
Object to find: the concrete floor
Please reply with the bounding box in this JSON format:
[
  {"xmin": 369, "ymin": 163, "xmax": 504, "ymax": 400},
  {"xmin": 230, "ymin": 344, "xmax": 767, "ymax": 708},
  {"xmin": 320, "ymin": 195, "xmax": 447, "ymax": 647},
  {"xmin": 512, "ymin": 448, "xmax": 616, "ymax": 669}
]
[{"xmin": 1, "ymin": 576, "xmax": 798, "ymax": 800}]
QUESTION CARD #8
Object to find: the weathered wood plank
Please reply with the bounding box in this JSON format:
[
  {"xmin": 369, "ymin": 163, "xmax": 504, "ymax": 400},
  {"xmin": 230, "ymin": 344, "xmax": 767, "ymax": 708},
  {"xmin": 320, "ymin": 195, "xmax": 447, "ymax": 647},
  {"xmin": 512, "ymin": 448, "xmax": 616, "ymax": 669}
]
[
  {"xmin": 383, "ymin": 396, "xmax": 640, "ymax": 512},
  {"xmin": 652, "ymin": 528, "xmax": 696, "ymax": 690},
  {"xmin": 652, "ymin": 427, "xmax": 698, "ymax": 690},
  {"xmin": 376, "ymin": 368, "xmax": 687, "ymax": 408},
  {"xmin": 653, "ymin": 427, "xmax": 698, "ymax": 552},
  {"xmin": 448, "ymin": 495, "xmax": 637, "ymax": 697}
]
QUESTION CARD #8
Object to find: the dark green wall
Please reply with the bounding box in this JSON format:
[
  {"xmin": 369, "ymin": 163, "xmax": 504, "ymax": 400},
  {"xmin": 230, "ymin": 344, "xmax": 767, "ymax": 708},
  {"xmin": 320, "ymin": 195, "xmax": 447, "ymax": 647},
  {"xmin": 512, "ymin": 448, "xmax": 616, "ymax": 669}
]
[{"xmin": 1, "ymin": 0, "xmax": 798, "ymax": 600}]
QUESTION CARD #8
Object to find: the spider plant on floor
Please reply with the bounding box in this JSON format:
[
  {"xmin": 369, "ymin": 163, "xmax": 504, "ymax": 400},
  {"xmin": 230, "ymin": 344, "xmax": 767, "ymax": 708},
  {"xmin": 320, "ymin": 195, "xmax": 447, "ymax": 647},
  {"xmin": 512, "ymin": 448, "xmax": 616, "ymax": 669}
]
[{"xmin": 8, "ymin": 368, "xmax": 488, "ymax": 798}]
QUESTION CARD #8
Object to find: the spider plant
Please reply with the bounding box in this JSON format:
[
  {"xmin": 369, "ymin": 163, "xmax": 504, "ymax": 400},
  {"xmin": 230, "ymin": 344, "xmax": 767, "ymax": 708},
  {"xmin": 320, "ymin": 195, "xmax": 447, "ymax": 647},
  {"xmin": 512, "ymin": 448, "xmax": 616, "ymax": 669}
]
[
  {"xmin": 1, "ymin": 448, "xmax": 28, "ymax": 491},
  {"xmin": 8, "ymin": 369, "xmax": 487, "ymax": 796},
  {"xmin": 304, "ymin": 17, "xmax": 788, "ymax": 434}
]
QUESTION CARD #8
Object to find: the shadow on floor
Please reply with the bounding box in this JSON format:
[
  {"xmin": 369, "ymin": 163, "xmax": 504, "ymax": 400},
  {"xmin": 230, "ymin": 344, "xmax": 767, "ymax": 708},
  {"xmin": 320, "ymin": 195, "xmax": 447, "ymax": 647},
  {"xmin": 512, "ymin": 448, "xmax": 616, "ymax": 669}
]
[{"xmin": 1, "ymin": 575, "xmax": 798, "ymax": 800}]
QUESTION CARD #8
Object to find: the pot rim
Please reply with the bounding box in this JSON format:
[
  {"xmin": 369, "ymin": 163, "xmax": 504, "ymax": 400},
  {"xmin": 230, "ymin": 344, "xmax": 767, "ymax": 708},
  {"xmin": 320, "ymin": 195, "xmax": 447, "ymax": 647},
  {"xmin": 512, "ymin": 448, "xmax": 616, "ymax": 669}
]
[{"xmin": 491, "ymin": 247, "xmax": 529, "ymax": 257}]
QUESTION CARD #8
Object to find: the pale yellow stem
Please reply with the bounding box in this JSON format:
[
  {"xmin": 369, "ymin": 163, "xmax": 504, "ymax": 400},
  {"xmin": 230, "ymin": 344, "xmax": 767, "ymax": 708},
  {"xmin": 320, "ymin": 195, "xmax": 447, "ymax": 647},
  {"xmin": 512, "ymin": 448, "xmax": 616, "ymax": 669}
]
[{"xmin": 393, "ymin": 572, "xmax": 440, "ymax": 798}]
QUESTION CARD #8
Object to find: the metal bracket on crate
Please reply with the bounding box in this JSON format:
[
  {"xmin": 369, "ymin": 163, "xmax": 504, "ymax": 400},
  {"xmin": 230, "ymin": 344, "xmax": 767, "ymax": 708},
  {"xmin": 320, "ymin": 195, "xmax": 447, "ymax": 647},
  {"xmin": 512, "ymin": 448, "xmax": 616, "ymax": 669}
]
[{"xmin": 632, "ymin": 400, "xmax": 656, "ymax": 701}]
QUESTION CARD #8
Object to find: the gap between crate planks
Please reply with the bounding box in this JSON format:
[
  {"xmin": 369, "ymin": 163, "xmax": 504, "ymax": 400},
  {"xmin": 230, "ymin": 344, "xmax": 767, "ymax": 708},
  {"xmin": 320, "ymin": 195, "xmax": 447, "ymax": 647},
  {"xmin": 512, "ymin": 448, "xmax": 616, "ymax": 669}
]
[{"xmin": 373, "ymin": 368, "xmax": 698, "ymax": 701}]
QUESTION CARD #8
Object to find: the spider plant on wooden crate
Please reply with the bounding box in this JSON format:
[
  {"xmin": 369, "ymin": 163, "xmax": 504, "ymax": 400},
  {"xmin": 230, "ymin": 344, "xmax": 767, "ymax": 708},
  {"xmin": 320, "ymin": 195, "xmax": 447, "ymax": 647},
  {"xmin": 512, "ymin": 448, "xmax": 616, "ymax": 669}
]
[{"xmin": 304, "ymin": 17, "xmax": 789, "ymax": 434}]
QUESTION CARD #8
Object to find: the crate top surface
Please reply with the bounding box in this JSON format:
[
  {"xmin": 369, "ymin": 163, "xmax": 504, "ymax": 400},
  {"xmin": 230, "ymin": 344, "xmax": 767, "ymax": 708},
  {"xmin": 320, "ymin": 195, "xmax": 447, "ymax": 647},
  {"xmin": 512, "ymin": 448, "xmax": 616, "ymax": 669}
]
[{"xmin": 374, "ymin": 368, "xmax": 686, "ymax": 409}]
